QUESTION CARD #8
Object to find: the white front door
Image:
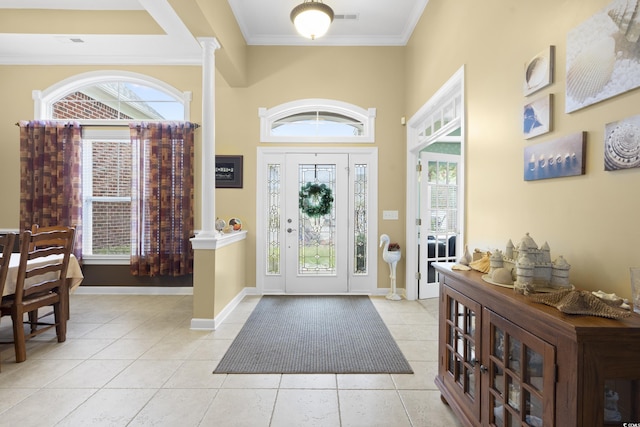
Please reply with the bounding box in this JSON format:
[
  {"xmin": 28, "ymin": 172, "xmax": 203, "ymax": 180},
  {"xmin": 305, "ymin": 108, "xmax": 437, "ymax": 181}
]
[
  {"xmin": 284, "ymin": 153, "xmax": 349, "ymax": 293},
  {"xmin": 257, "ymin": 147, "xmax": 378, "ymax": 295}
]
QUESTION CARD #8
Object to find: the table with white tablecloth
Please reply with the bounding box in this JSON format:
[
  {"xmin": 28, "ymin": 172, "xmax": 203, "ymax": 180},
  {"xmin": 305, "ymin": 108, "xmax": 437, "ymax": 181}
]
[{"xmin": 3, "ymin": 253, "xmax": 83, "ymax": 297}]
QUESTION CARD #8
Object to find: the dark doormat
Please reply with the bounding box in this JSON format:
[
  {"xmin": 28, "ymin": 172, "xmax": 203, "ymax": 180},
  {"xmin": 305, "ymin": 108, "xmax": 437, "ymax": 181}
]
[{"xmin": 214, "ymin": 295, "xmax": 414, "ymax": 374}]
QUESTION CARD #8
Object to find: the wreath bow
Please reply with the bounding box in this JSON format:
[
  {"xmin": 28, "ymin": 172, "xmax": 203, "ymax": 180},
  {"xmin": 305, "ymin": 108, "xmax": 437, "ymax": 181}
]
[{"xmin": 299, "ymin": 182, "xmax": 333, "ymax": 217}]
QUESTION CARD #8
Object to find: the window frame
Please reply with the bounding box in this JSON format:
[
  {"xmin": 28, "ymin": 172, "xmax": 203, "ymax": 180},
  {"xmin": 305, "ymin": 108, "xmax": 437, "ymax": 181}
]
[
  {"xmin": 259, "ymin": 98, "xmax": 376, "ymax": 143},
  {"xmin": 81, "ymin": 129, "xmax": 132, "ymax": 265},
  {"xmin": 35, "ymin": 71, "xmax": 191, "ymax": 264}
]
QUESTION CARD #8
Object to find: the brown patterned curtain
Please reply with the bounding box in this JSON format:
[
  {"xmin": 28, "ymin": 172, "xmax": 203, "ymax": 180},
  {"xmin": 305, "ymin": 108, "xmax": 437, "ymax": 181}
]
[
  {"xmin": 19, "ymin": 121, "xmax": 83, "ymax": 259},
  {"xmin": 129, "ymin": 122, "xmax": 194, "ymax": 277}
]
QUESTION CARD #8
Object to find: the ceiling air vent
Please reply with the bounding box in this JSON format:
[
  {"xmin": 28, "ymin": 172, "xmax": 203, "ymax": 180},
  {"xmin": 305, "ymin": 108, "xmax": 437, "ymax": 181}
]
[
  {"xmin": 54, "ymin": 36, "xmax": 86, "ymax": 44},
  {"xmin": 334, "ymin": 14, "xmax": 359, "ymax": 21}
]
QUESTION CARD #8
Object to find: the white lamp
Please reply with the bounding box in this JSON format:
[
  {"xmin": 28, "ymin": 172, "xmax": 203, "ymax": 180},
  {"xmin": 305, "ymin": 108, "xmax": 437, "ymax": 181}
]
[{"xmin": 290, "ymin": 0, "xmax": 334, "ymax": 40}]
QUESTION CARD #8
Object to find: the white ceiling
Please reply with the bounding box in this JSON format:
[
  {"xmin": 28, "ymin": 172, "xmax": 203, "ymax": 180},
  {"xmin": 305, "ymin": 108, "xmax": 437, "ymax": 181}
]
[
  {"xmin": 0, "ymin": 0, "xmax": 428, "ymax": 65},
  {"xmin": 229, "ymin": 0, "xmax": 428, "ymax": 46}
]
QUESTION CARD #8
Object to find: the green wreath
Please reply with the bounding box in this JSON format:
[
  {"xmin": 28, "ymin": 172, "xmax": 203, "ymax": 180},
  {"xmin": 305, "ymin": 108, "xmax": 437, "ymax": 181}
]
[{"xmin": 299, "ymin": 182, "xmax": 334, "ymax": 217}]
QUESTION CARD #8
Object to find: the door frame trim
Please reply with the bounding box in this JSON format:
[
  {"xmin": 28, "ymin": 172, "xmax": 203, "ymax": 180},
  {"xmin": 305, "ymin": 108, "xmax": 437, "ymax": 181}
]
[
  {"xmin": 405, "ymin": 65, "xmax": 466, "ymax": 300},
  {"xmin": 256, "ymin": 146, "xmax": 379, "ymax": 295}
]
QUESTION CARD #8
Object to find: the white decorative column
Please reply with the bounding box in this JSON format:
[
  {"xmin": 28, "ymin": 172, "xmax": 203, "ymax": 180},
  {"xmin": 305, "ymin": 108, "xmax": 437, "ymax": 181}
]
[
  {"xmin": 197, "ymin": 37, "xmax": 221, "ymax": 238},
  {"xmin": 190, "ymin": 37, "xmax": 227, "ymax": 331},
  {"xmin": 190, "ymin": 38, "xmax": 248, "ymax": 330}
]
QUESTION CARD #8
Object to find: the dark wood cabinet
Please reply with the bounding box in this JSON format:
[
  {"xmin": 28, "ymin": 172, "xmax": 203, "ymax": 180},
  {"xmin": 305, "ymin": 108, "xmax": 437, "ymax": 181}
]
[{"xmin": 434, "ymin": 263, "xmax": 640, "ymax": 426}]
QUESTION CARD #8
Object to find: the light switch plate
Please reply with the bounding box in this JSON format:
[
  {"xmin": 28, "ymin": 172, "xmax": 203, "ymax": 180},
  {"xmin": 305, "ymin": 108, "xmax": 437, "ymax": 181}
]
[{"xmin": 382, "ymin": 210, "xmax": 399, "ymax": 220}]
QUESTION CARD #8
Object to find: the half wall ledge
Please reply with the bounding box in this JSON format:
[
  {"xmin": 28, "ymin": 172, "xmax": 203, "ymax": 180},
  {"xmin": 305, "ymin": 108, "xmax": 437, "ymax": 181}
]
[
  {"xmin": 190, "ymin": 230, "xmax": 248, "ymax": 330},
  {"xmin": 190, "ymin": 230, "xmax": 247, "ymax": 250}
]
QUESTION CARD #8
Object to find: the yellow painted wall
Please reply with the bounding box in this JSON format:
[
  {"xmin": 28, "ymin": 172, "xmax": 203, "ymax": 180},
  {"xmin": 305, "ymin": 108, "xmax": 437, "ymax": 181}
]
[
  {"xmin": 213, "ymin": 240, "xmax": 246, "ymax": 316},
  {"xmin": 0, "ymin": 48, "xmax": 406, "ymax": 290},
  {"xmin": 7, "ymin": 1, "xmax": 634, "ymax": 298},
  {"xmin": 406, "ymin": 0, "xmax": 640, "ymax": 298},
  {"xmin": 192, "ymin": 239, "xmax": 246, "ymax": 320},
  {"xmin": 215, "ymin": 46, "xmax": 407, "ymax": 290},
  {"xmin": 0, "ymin": 65, "xmax": 203, "ymax": 230},
  {"xmin": 192, "ymin": 249, "xmax": 215, "ymax": 319}
]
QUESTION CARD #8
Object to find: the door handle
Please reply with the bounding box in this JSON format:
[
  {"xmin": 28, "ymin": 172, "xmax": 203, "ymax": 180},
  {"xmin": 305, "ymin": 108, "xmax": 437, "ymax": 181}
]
[{"xmin": 287, "ymin": 228, "xmax": 296, "ymax": 233}]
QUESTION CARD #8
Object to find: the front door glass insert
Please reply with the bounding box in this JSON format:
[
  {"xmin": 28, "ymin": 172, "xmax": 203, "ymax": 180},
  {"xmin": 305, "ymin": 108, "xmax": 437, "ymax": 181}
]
[
  {"xmin": 267, "ymin": 163, "xmax": 281, "ymax": 274},
  {"xmin": 353, "ymin": 164, "xmax": 368, "ymax": 274},
  {"xmin": 298, "ymin": 163, "xmax": 336, "ymax": 275}
]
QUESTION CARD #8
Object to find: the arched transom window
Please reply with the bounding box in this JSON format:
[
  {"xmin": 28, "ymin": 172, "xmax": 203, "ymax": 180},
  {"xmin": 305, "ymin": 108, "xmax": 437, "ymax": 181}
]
[
  {"xmin": 259, "ymin": 99, "xmax": 376, "ymax": 143},
  {"xmin": 34, "ymin": 70, "xmax": 191, "ymax": 122}
]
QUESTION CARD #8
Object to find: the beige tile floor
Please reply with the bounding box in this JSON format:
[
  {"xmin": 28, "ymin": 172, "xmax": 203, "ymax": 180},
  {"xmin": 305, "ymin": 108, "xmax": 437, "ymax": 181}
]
[{"xmin": 0, "ymin": 294, "xmax": 462, "ymax": 427}]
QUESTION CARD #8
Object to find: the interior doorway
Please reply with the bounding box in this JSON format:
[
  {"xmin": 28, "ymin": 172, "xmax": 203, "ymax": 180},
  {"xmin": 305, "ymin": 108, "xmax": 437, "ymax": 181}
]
[
  {"xmin": 405, "ymin": 66, "xmax": 466, "ymax": 300},
  {"xmin": 256, "ymin": 147, "xmax": 378, "ymax": 295}
]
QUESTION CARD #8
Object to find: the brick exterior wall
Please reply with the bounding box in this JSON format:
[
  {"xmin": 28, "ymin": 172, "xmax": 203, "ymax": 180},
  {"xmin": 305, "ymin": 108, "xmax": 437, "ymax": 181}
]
[
  {"xmin": 53, "ymin": 91, "xmax": 133, "ymax": 120},
  {"xmin": 53, "ymin": 92, "xmax": 132, "ymax": 254},
  {"xmin": 91, "ymin": 141, "xmax": 131, "ymax": 254}
]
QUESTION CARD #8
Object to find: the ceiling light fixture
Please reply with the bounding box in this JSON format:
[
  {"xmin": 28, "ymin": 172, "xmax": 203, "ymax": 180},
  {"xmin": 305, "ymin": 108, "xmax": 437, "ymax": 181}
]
[{"xmin": 290, "ymin": 0, "xmax": 334, "ymax": 40}]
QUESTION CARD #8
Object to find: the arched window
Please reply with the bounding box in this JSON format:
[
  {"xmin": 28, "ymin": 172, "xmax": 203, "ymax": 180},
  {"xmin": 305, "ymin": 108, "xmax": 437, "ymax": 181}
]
[
  {"xmin": 33, "ymin": 71, "xmax": 192, "ymax": 261},
  {"xmin": 259, "ymin": 99, "xmax": 376, "ymax": 143},
  {"xmin": 34, "ymin": 70, "xmax": 191, "ymax": 122}
]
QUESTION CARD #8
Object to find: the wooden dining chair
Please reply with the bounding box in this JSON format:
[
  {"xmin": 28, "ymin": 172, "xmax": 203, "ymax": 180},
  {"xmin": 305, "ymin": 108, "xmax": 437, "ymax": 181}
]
[
  {"xmin": 0, "ymin": 228, "xmax": 74, "ymax": 363},
  {"xmin": 29, "ymin": 224, "xmax": 75, "ymax": 251},
  {"xmin": 0, "ymin": 233, "xmax": 16, "ymax": 296},
  {"xmin": 28, "ymin": 224, "xmax": 76, "ymax": 326},
  {"xmin": 0, "ymin": 233, "xmax": 16, "ymax": 371}
]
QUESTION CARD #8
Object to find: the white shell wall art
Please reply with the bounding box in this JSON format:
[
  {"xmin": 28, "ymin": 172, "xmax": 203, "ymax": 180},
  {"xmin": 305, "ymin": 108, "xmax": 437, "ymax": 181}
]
[
  {"xmin": 524, "ymin": 46, "xmax": 554, "ymax": 96},
  {"xmin": 608, "ymin": 0, "xmax": 640, "ymax": 42},
  {"xmin": 566, "ymin": 0, "xmax": 640, "ymax": 113},
  {"xmin": 526, "ymin": 57, "xmax": 548, "ymax": 88},
  {"xmin": 604, "ymin": 114, "xmax": 640, "ymax": 170},
  {"xmin": 566, "ymin": 36, "xmax": 616, "ymax": 103}
]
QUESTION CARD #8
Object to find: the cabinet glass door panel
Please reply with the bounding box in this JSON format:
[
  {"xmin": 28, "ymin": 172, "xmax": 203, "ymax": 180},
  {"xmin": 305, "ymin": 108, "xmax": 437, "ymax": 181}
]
[
  {"xmin": 524, "ymin": 390, "xmax": 543, "ymax": 425},
  {"xmin": 507, "ymin": 377, "xmax": 521, "ymax": 412},
  {"xmin": 442, "ymin": 285, "xmax": 482, "ymax": 420},
  {"xmin": 493, "ymin": 363, "xmax": 505, "ymax": 396},
  {"xmin": 467, "ymin": 368, "xmax": 476, "ymax": 399},
  {"xmin": 525, "ymin": 347, "xmax": 544, "ymax": 393},
  {"xmin": 508, "ymin": 337, "xmax": 522, "ymax": 373},
  {"xmin": 484, "ymin": 309, "xmax": 555, "ymax": 426},
  {"xmin": 491, "ymin": 394, "xmax": 505, "ymax": 427},
  {"xmin": 507, "ymin": 413, "xmax": 521, "ymax": 427},
  {"xmin": 603, "ymin": 379, "xmax": 640, "ymax": 424},
  {"xmin": 447, "ymin": 323, "xmax": 455, "ymax": 376},
  {"xmin": 494, "ymin": 327, "xmax": 505, "ymax": 361},
  {"xmin": 467, "ymin": 309, "xmax": 476, "ymax": 335},
  {"xmin": 466, "ymin": 342, "xmax": 476, "ymax": 366}
]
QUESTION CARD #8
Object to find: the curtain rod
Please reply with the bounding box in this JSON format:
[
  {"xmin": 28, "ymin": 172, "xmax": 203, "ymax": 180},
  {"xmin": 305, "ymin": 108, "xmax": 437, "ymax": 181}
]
[{"xmin": 15, "ymin": 121, "xmax": 200, "ymax": 129}]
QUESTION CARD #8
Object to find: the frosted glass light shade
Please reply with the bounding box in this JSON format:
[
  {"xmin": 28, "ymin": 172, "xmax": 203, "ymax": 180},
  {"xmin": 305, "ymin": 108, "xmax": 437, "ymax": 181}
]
[{"xmin": 290, "ymin": 1, "xmax": 334, "ymax": 40}]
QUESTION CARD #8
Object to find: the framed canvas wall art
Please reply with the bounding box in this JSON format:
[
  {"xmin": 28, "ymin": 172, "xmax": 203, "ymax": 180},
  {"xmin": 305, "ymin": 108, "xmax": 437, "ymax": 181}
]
[
  {"xmin": 605, "ymin": 114, "xmax": 640, "ymax": 171},
  {"xmin": 524, "ymin": 132, "xmax": 586, "ymax": 181},
  {"xmin": 566, "ymin": 0, "xmax": 640, "ymax": 113},
  {"xmin": 215, "ymin": 155, "xmax": 243, "ymax": 188},
  {"xmin": 524, "ymin": 46, "xmax": 555, "ymax": 96},
  {"xmin": 524, "ymin": 94, "xmax": 552, "ymax": 139}
]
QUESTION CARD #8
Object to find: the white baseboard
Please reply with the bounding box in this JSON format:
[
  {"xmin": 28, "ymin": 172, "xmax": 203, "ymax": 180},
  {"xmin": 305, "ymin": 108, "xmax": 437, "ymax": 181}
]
[
  {"xmin": 189, "ymin": 318, "xmax": 216, "ymax": 330},
  {"xmin": 190, "ymin": 287, "xmax": 257, "ymax": 330},
  {"xmin": 74, "ymin": 286, "xmax": 194, "ymax": 295}
]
